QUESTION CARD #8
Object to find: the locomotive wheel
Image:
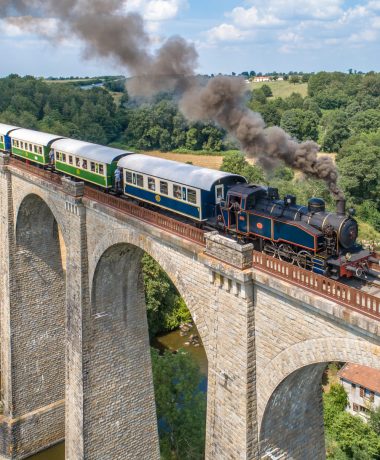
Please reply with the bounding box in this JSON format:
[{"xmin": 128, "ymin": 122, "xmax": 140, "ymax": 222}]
[
  {"xmin": 297, "ymin": 250, "xmax": 313, "ymax": 270},
  {"xmin": 263, "ymin": 242, "xmax": 278, "ymax": 258},
  {"xmin": 278, "ymin": 243, "xmax": 296, "ymax": 263}
]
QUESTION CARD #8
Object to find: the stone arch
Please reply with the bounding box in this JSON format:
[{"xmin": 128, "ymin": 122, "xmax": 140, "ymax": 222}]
[
  {"xmin": 13, "ymin": 184, "xmax": 69, "ymax": 248},
  {"xmin": 88, "ymin": 228, "xmax": 210, "ymax": 356},
  {"xmin": 258, "ymin": 336, "xmax": 380, "ymax": 459},
  {"xmin": 10, "ymin": 193, "xmax": 65, "ymax": 442}
]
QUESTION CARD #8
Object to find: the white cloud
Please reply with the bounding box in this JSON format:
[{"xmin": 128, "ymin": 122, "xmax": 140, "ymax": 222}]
[
  {"xmin": 123, "ymin": 0, "xmax": 187, "ymax": 21},
  {"xmin": 206, "ymin": 23, "xmax": 249, "ymax": 43},
  {"xmin": 228, "ymin": 6, "xmax": 282, "ymax": 28}
]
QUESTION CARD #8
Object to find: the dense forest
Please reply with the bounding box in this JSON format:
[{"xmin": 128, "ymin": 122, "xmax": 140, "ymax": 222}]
[{"xmin": 0, "ymin": 72, "xmax": 378, "ymax": 238}]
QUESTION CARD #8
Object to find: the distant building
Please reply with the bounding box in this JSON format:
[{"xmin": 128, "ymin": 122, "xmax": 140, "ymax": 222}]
[
  {"xmin": 338, "ymin": 363, "xmax": 380, "ymax": 421},
  {"xmin": 253, "ymin": 76, "xmax": 271, "ymax": 82}
]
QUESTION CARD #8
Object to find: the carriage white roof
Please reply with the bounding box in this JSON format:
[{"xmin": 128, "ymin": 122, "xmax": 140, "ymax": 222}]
[
  {"xmin": 0, "ymin": 123, "xmax": 21, "ymax": 136},
  {"xmin": 52, "ymin": 138, "xmax": 132, "ymax": 163},
  {"xmin": 117, "ymin": 154, "xmax": 246, "ymax": 191},
  {"xmin": 11, "ymin": 129, "xmax": 63, "ymax": 145}
]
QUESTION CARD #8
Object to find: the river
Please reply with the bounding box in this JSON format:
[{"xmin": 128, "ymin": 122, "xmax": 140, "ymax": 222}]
[{"xmin": 27, "ymin": 326, "xmax": 207, "ymax": 459}]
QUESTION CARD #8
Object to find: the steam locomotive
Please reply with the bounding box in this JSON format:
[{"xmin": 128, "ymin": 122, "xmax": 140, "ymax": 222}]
[
  {"xmin": 0, "ymin": 123, "xmax": 378, "ymax": 281},
  {"xmin": 216, "ymin": 183, "xmax": 378, "ymax": 280}
]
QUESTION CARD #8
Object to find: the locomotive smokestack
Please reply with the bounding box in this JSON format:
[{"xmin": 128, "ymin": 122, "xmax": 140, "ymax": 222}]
[{"xmin": 336, "ymin": 199, "xmax": 346, "ymax": 216}]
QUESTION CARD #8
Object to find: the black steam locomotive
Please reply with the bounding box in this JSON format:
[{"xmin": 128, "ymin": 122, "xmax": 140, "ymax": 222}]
[{"xmin": 217, "ymin": 183, "xmax": 377, "ymax": 280}]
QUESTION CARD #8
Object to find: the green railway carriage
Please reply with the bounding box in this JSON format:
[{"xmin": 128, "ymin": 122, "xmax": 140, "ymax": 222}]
[
  {"xmin": 51, "ymin": 138, "xmax": 132, "ymax": 188},
  {"xmin": 10, "ymin": 129, "xmax": 64, "ymax": 165},
  {"xmin": 0, "ymin": 123, "xmax": 21, "ymax": 151}
]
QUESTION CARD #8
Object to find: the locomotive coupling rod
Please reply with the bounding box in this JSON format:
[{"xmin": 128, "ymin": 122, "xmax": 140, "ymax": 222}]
[{"xmin": 369, "ymin": 256, "xmax": 380, "ymax": 265}]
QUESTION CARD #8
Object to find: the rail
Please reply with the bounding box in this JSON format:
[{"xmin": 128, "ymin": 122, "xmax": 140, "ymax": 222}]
[
  {"xmin": 83, "ymin": 186, "xmax": 207, "ymax": 246},
  {"xmin": 252, "ymin": 251, "xmax": 380, "ymax": 320},
  {"xmin": 7, "ymin": 157, "xmax": 380, "ymax": 320},
  {"xmin": 9, "ymin": 157, "xmax": 63, "ymax": 186}
]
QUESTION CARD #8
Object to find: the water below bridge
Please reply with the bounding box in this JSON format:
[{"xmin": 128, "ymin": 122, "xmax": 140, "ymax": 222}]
[{"xmin": 27, "ymin": 326, "xmax": 207, "ymax": 459}]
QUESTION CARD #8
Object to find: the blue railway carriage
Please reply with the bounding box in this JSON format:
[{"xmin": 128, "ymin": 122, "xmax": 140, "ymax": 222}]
[
  {"xmin": 117, "ymin": 154, "xmax": 246, "ymax": 222},
  {"xmin": 9, "ymin": 129, "xmax": 64, "ymax": 165},
  {"xmin": 0, "ymin": 123, "xmax": 21, "ymax": 151},
  {"xmin": 51, "ymin": 138, "xmax": 132, "ymax": 188}
]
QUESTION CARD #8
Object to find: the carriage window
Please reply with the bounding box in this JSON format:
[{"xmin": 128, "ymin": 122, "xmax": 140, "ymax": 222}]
[
  {"xmin": 38, "ymin": 146, "xmax": 42, "ymax": 154},
  {"xmin": 62, "ymin": 153, "xmax": 66, "ymax": 163},
  {"xmin": 68, "ymin": 155, "xmax": 73, "ymax": 165},
  {"xmin": 91, "ymin": 162, "xmax": 95, "ymax": 172},
  {"xmin": 187, "ymin": 188, "xmax": 197, "ymax": 204},
  {"xmin": 173, "ymin": 185, "xmax": 182, "ymax": 199},
  {"xmin": 160, "ymin": 181, "xmax": 168, "ymax": 195},
  {"xmin": 148, "ymin": 177, "xmax": 156, "ymax": 191},
  {"xmin": 182, "ymin": 187, "xmax": 187, "ymax": 201},
  {"xmin": 20, "ymin": 142, "xmax": 24, "ymax": 149},
  {"xmin": 136, "ymin": 174, "xmax": 143, "ymax": 187},
  {"xmin": 34, "ymin": 145, "xmax": 38, "ymax": 153},
  {"xmin": 125, "ymin": 171, "xmax": 132, "ymax": 183},
  {"xmin": 82, "ymin": 159, "xmax": 88, "ymax": 169},
  {"xmin": 29, "ymin": 144, "xmax": 33, "ymax": 151},
  {"xmin": 76, "ymin": 157, "xmax": 80, "ymax": 167},
  {"xmin": 99, "ymin": 164, "xmax": 104, "ymax": 175}
]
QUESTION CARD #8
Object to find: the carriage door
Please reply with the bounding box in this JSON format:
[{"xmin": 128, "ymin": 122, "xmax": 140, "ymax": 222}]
[{"xmin": 215, "ymin": 185, "xmax": 224, "ymax": 203}]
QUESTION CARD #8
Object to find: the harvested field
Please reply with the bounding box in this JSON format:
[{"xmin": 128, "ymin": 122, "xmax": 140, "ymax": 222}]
[{"xmin": 142, "ymin": 151, "xmax": 224, "ymax": 170}]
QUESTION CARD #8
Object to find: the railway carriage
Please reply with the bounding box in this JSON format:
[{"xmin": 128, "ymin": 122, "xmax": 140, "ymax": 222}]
[
  {"xmin": 10, "ymin": 129, "xmax": 64, "ymax": 165},
  {"xmin": 117, "ymin": 154, "xmax": 246, "ymax": 222},
  {"xmin": 0, "ymin": 123, "xmax": 21, "ymax": 151},
  {"xmin": 51, "ymin": 139, "xmax": 132, "ymax": 189}
]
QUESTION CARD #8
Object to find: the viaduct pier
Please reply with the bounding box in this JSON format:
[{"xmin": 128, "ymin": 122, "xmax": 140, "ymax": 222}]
[{"xmin": 0, "ymin": 153, "xmax": 379, "ymax": 459}]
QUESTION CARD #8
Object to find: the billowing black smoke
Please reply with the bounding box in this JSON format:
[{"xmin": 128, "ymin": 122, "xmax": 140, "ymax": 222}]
[{"xmin": 1, "ymin": 0, "xmax": 343, "ymax": 198}]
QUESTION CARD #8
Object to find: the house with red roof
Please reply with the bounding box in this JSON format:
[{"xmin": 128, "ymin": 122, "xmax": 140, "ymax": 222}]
[{"xmin": 338, "ymin": 363, "xmax": 380, "ymax": 421}]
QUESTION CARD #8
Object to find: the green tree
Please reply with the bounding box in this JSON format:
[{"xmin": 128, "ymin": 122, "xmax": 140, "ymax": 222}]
[
  {"xmin": 321, "ymin": 110, "xmax": 350, "ymax": 153},
  {"xmin": 349, "ymin": 109, "xmax": 380, "ymax": 135},
  {"xmin": 280, "ymin": 109, "xmax": 319, "ymax": 141},
  {"xmin": 370, "ymin": 407, "xmax": 380, "ymax": 436},
  {"xmin": 151, "ymin": 348, "xmax": 206, "ymax": 460},
  {"xmin": 337, "ymin": 131, "xmax": 380, "ymax": 217},
  {"xmin": 261, "ymin": 84, "xmax": 273, "ymax": 97},
  {"xmin": 220, "ymin": 151, "xmax": 265, "ymax": 184},
  {"xmin": 142, "ymin": 254, "xmax": 191, "ymax": 337},
  {"xmin": 290, "ymin": 75, "xmax": 300, "ymax": 84}
]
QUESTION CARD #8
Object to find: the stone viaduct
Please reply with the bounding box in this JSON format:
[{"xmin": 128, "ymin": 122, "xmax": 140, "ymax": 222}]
[{"xmin": 0, "ymin": 153, "xmax": 379, "ymax": 460}]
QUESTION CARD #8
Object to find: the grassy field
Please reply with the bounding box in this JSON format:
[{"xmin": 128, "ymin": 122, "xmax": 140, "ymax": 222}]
[
  {"xmin": 250, "ymin": 80, "xmax": 308, "ymax": 98},
  {"xmin": 141, "ymin": 151, "xmax": 224, "ymax": 170}
]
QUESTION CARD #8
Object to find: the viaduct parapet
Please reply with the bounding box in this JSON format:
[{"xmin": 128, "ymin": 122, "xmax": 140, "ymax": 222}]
[{"xmin": 0, "ymin": 154, "xmax": 379, "ymax": 460}]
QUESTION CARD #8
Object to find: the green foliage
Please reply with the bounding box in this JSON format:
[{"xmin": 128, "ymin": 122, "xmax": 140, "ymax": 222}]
[
  {"xmin": 142, "ymin": 254, "xmax": 191, "ymax": 337},
  {"xmin": 220, "ymin": 151, "xmax": 265, "ymax": 184},
  {"xmin": 337, "ymin": 130, "xmax": 380, "ymax": 229},
  {"xmin": 370, "ymin": 407, "xmax": 380, "ymax": 436},
  {"xmin": 321, "ymin": 110, "xmax": 350, "ymax": 152},
  {"xmin": 349, "ymin": 109, "xmax": 380, "ymax": 135},
  {"xmin": 280, "ymin": 109, "xmax": 319, "ymax": 141},
  {"xmin": 324, "ymin": 384, "xmax": 380, "ymax": 459},
  {"xmin": 261, "ymin": 84, "xmax": 273, "ymax": 97},
  {"xmin": 151, "ymin": 348, "xmax": 206, "ymax": 460}
]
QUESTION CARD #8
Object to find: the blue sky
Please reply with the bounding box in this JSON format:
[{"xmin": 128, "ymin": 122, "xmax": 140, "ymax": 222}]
[{"xmin": 0, "ymin": 0, "xmax": 379, "ymax": 77}]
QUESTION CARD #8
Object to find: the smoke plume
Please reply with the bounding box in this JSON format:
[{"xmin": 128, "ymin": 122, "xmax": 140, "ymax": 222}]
[
  {"xmin": 180, "ymin": 77, "xmax": 343, "ymax": 198},
  {"xmin": 1, "ymin": 0, "xmax": 343, "ymax": 198}
]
